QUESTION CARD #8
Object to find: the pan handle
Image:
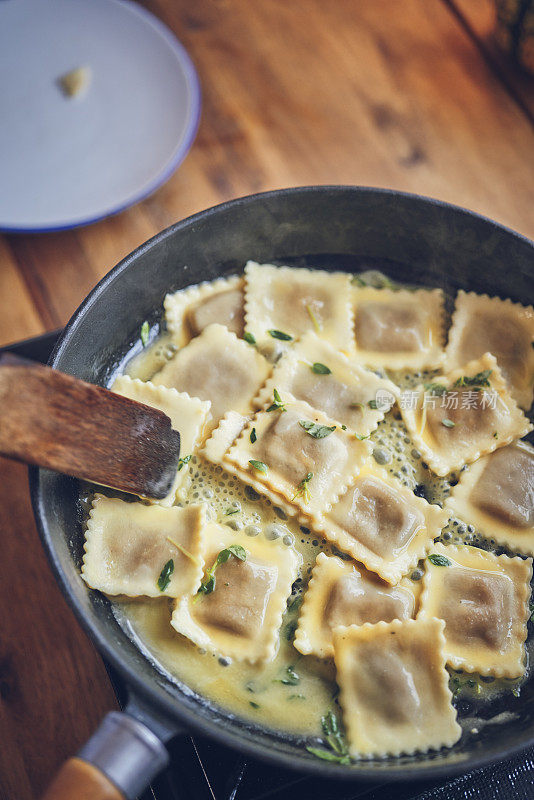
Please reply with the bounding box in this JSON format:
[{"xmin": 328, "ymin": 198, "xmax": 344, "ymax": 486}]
[{"xmin": 41, "ymin": 711, "xmax": 169, "ymax": 800}]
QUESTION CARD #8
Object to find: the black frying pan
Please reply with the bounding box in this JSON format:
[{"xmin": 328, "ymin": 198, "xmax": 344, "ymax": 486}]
[{"xmin": 32, "ymin": 187, "xmax": 534, "ymax": 799}]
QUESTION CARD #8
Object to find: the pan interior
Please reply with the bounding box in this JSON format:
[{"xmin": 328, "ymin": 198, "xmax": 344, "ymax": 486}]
[{"xmin": 33, "ymin": 187, "xmax": 534, "ymax": 780}]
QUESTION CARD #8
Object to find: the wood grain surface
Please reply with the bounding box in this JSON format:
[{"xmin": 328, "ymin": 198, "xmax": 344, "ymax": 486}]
[{"xmin": 0, "ymin": 1, "xmax": 533, "ymax": 797}]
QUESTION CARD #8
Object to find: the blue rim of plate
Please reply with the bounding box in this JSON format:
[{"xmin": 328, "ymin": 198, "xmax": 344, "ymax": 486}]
[{"xmin": 0, "ymin": 0, "xmax": 201, "ymax": 234}]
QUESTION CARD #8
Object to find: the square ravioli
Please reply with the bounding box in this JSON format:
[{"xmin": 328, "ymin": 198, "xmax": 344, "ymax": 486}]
[
  {"xmin": 352, "ymin": 286, "xmax": 445, "ymax": 369},
  {"xmin": 224, "ymin": 397, "xmax": 371, "ymax": 519},
  {"xmin": 244, "ymin": 262, "xmax": 354, "ymax": 352},
  {"xmin": 419, "ymin": 544, "xmax": 532, "ymax": 677},
  {"xmin": 164, "ymin": 275, "xmax": 244, "ymax": 347},
  {"xmin": 446, "ymin": 441, "xmax": 534, "ymax": 556},
  {"xmin": 445, "ymin": 291, "xmax": 534, "ymax": 410},
  {"xmin": 314, "ymin": 462, "xmax": 448, "ymax": 584},
  {"xmin": 333, "ymin": 618, "xmax": 461, "ymax": 758},
  {"xmin": 112, "ymin": 375, "xmax": 211, "ymax": 505},
  {"xmin": 152, "ymin": 323, "xmax": 271, "ymax": 435},
  {"xmin": 399, "ymin": 353, "xmax": 532, "ymax": 477},
  {"xmin": 82, "ymin": 496, "xmax": 205, "ymax": 598},
  {"xmin": 253, "ymin": 331, "xmax": 397, "ymax": 437},
  {"xmin": 171, "ymin": 523, "xmax": 302, "ymax": 663},
  {"xmin": 294, "ymin": 553, "xmax": 416, "ymax": 658}
]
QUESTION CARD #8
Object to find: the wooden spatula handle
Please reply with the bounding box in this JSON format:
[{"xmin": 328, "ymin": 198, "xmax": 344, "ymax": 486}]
[
  {"xmin": 41, "ymin": 758, "xmax": 123, "ymax": 800},
  {"xmin": 0, "ymin": 355, "xmax": 180, "ymax": 499}
]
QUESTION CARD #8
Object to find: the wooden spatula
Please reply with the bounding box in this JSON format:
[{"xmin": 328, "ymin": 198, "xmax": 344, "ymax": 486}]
[{"xmin": 0, "ymin": 354, "xmax": 180, "ymax": 499}]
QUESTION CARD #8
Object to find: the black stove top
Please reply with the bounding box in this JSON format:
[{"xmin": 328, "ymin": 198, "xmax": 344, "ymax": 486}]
[{"xmin": 7, "ymin": 329, "xmax": 533, "ymax": 800}]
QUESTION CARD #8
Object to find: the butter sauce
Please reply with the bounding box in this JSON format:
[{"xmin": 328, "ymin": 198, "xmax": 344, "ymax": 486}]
[{"xmin": 99, "ymin": 272, "xmax": 530, "ymax": 744}]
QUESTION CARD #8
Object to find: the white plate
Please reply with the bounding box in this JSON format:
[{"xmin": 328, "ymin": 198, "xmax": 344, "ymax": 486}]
[{"xmin": 0, "ymin": 0, "xmax": 201, "ymax": 231}]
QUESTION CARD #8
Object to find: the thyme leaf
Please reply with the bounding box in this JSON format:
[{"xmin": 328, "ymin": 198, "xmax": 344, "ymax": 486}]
[
  {"xmin": 306, "ymin": 747, "xmax": 350, "ymax": 764},
  {"xmin": 244, "ymin": 332, "xmax": 256, "ymax": 345},
  {"xmin": 157, "ymin": 559, "xmax": 174, "ymax": 591},
  {"xmin": 268, "ymin": 329, "xmax": 293, "ymax": 341},
  {"xmin": 311, "ymin": 362, "xmax": 332, "ymax": 375},
  {"xmin": 250, "ymin": 427, "xmax": 257, "ymax": 444},
  {"xmin": 266, "ymin": 388, "xmax": 288, "ymax": 413},
  {"xmin": 454, "ymin": 369, "xmax": 492, "ymax": 389},
  {"xmin": 428, "ymin": 554, "xmax": 451, "ymax": 567},
  {"xmin": 177, "ymin": 454, "xmax": 192, "ymax": 471},
  {"xmin": 292, "ymin": 472, "xmax": 313, "ymax": 503},
  {"xmin": 277, "ymin": 665, "xmax": 300, "ymax": 685},
  {"xmin": 197, "ymin": 545, "xmax": 247, "ymax": 597},
  {"xmin": 424, "ymin": 382, "xmax": 447, "ymax": 396},
  {"xmin": 249, "ymin": 459, "xmax": 268, "ymax": 473},
  {"xmin": 140, "ymin": 321, "xmax": 150, "ymax": 347},
  {"xmin": 299, "ymin": 420, "xmax": 336, "ymax": 438},
  {"xmin": 441, "ymin": 418, "xmax": 455, "ymax": 428}
]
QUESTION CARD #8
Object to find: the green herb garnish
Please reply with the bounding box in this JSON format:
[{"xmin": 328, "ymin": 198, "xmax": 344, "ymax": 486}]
[
  {"xmin": 442, "ymin": 418, "xmax": 455, "ymax": 428},
  {"xmin": 306, "ymin": 711, "xmax": 350, "ymax": 764},
  {"xmin": 177, "ymin": 454, "xmax": 192, "ymax": 471},
  {"xmin": 454, "ymin": 369, "xmax": 492, "ymax": 389},
  {"xmin": 311, "ymin": 362, "xmax": 331, "ymax": 375},
  {"xmin": 292, "ymin": 472, "xmax": 313, "ymax": 503},
  {"xmin": 306, "ymin": 747, "xmax": 350, "ymax": 764},
  {"xmin": 225, "ymin": 508, "xmax": 239, "ymax": 515},
  {"xmin": 299, "ymin": 420, "xmax": 336, "ymax": 438},
  {"xmin": 428, "ymin": 554, "xmax": 451, "ymax": 567},
  {"xmin": 250, "ymin": 427, "xmax": 257, "ymax": 444},
  {"xmin": 244, "ymin": 332, "xmax": 256, "ymax": 345},
  {"xmin": 277, "ymin": 665, "xmax": 300, "ymax": 685},
  {"xmin": 349, "ymin": 401, "xmax": 364, "ymax": 410},
  {"xmin": 249, "ymin": 701, "xmax": 261, "ymax": 709},
  {"xmin": 368, "ymin": 399, "xmax": 378, "ymax": 410},
  {"xmin": 268, "ymin": 329, "xmax": 293, "ymax": 341},
  {"xmin": 197, "ymin": 545, "xmax": 247, "ymax": 597},
  {"xmin": 249, "ymin": 459, "xmax": 268, "ymax": 473},
  {"xmin": 354, "ymin": 432, "xmax": 370, "ymax": 440},
  {"xmin": 266, "ymin": 388, "xmax": 288, "ymax": 413},
  {"xmin": 157, "ymin": 559, "xmax": 174, "ymax": 591},
  {"xmin": 140, "ymin": 321, "xmax": 150, "ymax": 347},
  {"xmin": 424, "ymin": 382, "xmax": 447, "ymax": 396},
  {"xmin": 493, "ymin": 431, "xmax": 499, "ymax": 439},
  {"xmin": 341, "ymin": 424, "xmax": 347, "ymax": 430}
]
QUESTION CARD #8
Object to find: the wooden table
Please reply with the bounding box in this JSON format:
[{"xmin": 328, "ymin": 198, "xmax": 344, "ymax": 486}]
[{"xmin": 1, "ymin": 1, "xmax": 533, "ymax": 797}]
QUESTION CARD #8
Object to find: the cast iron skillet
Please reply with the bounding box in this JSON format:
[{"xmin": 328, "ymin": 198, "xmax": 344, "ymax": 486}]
[{"xmin": 32, "ymin": 187, "xmax": 534, "ymax": 799}]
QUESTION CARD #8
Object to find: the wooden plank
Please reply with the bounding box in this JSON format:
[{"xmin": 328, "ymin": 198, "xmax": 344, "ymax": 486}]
[
  {"xmin": 0, "ymin": 460, "xmax": 118, "ymax": 799},
  {"xmin": 0, "ymin": 239, "xmax": 44, "ymax": 347},
  {"xmin": 446, "ymin": 0, "xmax": 534, "ymax": 120},
  {"xmin": 138, "ymin": 0, "xmax": 534, "ymax": 239}
]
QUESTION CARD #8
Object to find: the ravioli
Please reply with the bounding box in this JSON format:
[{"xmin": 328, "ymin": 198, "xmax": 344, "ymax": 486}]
[
  {"xmin": 419, "ymin": 544, "xmax": 532, "ymax": 677},
  {"xmin": 352, "ymin": 287, "xmax": 445, "ymax": 369},
  {"xmin": 446, "ymin": 441, "xmax": 534, "ymax": 556},
  {"xmin": 171, "ymin": 523, "xmax": 302, "ymax": 663},
  {"xmin": 294, "ymin": 553, "xmax": 416, "ymax": 658},
  {"xmin": 253, "ymin": 331, "xmax": 397, "ymax": 436},
  {"xmin": 445, "ymin": 291, "xmax": 534, "ymax": 410},
  {"xmin": 314, "ymin": 462, "xmax": 448, "ymax": 584},
  {"xmin": 82, "ymin": 497, "xmax": 205, "ymax": 598},
  {"xmin": 152, "ymin": 323, "xmax": 271, "ymax": 434},
  {"xmin": 244, "ymin": 262, "xmax": 354, "ymax": 352},
  {"xmin": 333, "ymin": 618, "xmax": 461, "ymax": 757},
  {"xmin": 112, "ymin": 375, "xmax": 211, "ymax": 505},
  {"xmin": 400, "ymin": 353, "xmax": 532, "ymax": 476},
  {"xmin": 224, "ymin": 397, "xmax": 371, "ymax": 519},
  {"xmin": 164, "ymin": 276, "xmax": 244, "ymax": 347}
]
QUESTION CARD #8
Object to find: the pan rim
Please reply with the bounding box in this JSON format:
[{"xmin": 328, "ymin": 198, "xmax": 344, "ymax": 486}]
[{"xmin": 30, "ymin": 184, "xmax": 534, "ymax": 783}]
